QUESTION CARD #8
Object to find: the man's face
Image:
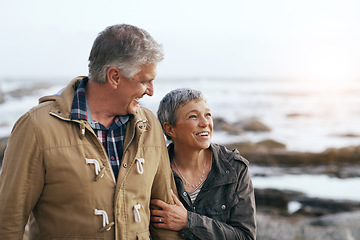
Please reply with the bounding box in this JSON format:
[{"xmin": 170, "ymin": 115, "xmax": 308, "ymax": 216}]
[{"xmin": 116, "ymin": 64, "xmax": 157, "ymax": 115}]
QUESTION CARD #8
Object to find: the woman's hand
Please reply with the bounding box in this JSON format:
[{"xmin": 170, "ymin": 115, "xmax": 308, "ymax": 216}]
[{"xmin": 150, "ymin": 190, "xmax": 188, "ymax": 231}]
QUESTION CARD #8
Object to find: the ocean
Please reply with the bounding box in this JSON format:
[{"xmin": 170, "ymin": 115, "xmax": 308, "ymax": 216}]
[
  {"xmin": 1, "ymin": 76, "xmax": 360, "ymax": 200},
  {"xmin": 145, "ymin": 77, "xmax": 360, "ymax": 153}
]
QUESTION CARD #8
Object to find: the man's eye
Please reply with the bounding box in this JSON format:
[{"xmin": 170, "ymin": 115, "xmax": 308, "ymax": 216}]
[
  {"xmin": 142, "ymin": 80, "xmax": 153, "ymax": 84},
  {"xmin": 206, "ymin": 113, "xmax": 212, "ymax": 117},
  {"xmin": 189, "ymin": 115, "xmax": 197, "ymax": 119}
]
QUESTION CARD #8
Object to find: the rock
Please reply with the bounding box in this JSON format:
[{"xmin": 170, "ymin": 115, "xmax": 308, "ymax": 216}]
[
  {"xmin": 255, "ymin": 188, "xmax": 289, "ymax": 209},
  {"xmin": 300, "ymin": 211, "xmax": 360, "ymax": 240},
  {"xmin": 302, "ymin": 210, "xmax": 360, "ymax": 227},
  {"xmin": 296, "ymin": 198, "xmax": 360, "ymax": 215},
  {"xmin": 212, "ymin": 117, "xmax": 270, "ymax": 135},
  {"xmin": 234, "ymin": 118, "xmax": 271, "ymax": 132},
  {"xmin": 255, "ymin": 188, "xmax": 304, "ymax": 210},
  {"xmin": 212, "ymin": 117, "xmax": 241, "ymax": 134},
  {"xmin": 255, "ymin": 188, "xmax": 360, "ymax": 219},
  {"xmin": 325, "ymin": 146, "xmax": 360, "ymax": 162},
  {"xmin": 7, "ymin": 82, "xmax": 54, "ymax": 99},
  {"xmin": 226, "ymin": 141, "xmax": 256, "ymax": 155},
  {"xmin": 286, "ymin": 113, "xmax": 311, "ymax": 118},
  {"xmin": 256, "ymin": 214, "xmax": 301, "ymax": 240},
  {"xmin": 226, "ymin": 139, "xmax": 287, "ymax": 156},
  {"xmin": 0, "ymin": 137, "xmax": 8, "ymax": 167},
  {"xmin": 256, "ymin": 214, "xmax": 353, "ymax": 240},
  {"xmin": 0, "ymin": 88, "xmax": 4, "ymax": 104},
  {"xmin": 301, "ymin": 225, "xmax": 360, "ymax": 240},
  {"xmin": 256, "ymin": 195, "xmax": 360, "ymax": 239},
  {"xmin": 256, "ymin": 139, "xmax": 286, "ymax": 150},
  {"xmin": 335, "ymin": 133, "xmax": 360, "ymax": 138},
  {"xmin": 226, "ymin": 141, "xmax": 360, "ymax": 168}
]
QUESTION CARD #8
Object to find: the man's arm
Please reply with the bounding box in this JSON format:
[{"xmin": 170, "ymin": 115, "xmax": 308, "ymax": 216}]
[
  {"xmin": 149, "ymin": 137, "xmax": 183, "ymax": 240},
  {"xmin": 0, "ymin": 113, "xmax": 44, "ymax": 239}
]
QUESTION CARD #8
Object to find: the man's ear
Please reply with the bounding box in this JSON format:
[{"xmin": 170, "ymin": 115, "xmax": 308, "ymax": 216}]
[
  {"xmin": 107, "ymin": 67, "xmax": 123, "ymax": 89},
  {"xmin": 163, "ymin": 122, "xmax": 175, "ymax": 138}
]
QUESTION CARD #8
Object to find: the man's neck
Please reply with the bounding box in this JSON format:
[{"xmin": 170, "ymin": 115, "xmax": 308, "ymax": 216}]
[{"xmin": 86, "ymin": 80, "xmax": 116, "ymax": 128}]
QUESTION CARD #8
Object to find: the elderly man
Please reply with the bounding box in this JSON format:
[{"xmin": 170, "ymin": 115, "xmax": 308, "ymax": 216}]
[{"xmin": 0, "ymin": 24, "xmax": 181, "ymax": 240}]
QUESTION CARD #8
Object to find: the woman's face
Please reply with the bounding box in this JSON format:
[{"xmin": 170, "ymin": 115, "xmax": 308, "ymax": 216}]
[{"xmin": 170, "ymin": 99, "xmax": 213, "ymax": 150}]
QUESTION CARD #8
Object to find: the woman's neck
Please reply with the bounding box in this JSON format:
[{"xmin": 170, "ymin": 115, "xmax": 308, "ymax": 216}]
[
  {"xmin": 172, "ymin": 144, "xmax": 211, "ymax": 170},
  {"xmin": 171, "ymin": 143, "xmax": 212, "ymax": 192}
]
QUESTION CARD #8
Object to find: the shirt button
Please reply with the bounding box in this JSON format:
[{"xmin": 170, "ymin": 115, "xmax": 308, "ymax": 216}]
[
  {"xmin": 183, "ymin": 192, "xmax": 187, "ymax": 197},
  {"xmin": 221, "ymin": 204, "xmax": 226, "ymax": 210},
  {"xmin": 123, "ymin": 163, "xmax": 128, "ymax": 168},
  {"xmin": 225, "ymin": 170, "xmax": 230, "ymax": 174},
  {"xmin": 102, "ymin": 162, "xmax": 107, "ymax": 167}
]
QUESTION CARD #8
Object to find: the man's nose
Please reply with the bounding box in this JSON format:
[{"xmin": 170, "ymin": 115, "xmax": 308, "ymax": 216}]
[{"xmin": 145, "ymin": 81, "xmax": 154, "ymax": 96}]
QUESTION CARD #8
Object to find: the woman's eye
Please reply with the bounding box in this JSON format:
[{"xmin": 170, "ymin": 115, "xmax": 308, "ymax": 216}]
[
  {"xmin": 189, "ymin": 115, "xmax": 197, "ymax": 119},
  {"xmin": 206, "ymin": 113, "xmax": 212, "ymax": 117}
]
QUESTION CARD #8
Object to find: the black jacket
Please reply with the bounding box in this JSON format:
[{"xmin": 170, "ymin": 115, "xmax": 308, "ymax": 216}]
[{"xmin": 168, "ymin": 143, "xmax": 257, "ymax": 240}]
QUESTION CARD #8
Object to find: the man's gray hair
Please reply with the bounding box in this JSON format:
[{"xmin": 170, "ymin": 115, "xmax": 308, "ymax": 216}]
[
  {"xmin": 88, "ymin": 24, "xmax": 164, "ymax": 84},
  {"xmin": 157, "ymin": 88, "xmax": 206, "ymax": 140}
]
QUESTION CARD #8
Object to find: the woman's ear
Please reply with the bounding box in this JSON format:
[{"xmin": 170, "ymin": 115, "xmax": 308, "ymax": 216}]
[{"xmin": 163, "ymin": 122, "xmax": 175, "ymax": 138}]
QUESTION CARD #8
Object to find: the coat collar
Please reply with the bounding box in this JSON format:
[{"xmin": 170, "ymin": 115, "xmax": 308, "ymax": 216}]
[
  {"xmin": 168, "ymin": 143, "xmax": 238, "ymax": 190},
  {"xmin": 202, "ymin": 143, "xmax": 238, "ymax": 190},
  {"xmin": 39, "ymin": 76, "xmax": 84, "ymax": 121},
  {"xmin": 40, "ymin": 76, "xmax": 142, "ymax": 125}
]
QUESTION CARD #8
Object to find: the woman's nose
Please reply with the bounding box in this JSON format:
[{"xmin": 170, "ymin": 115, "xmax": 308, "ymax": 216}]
[{"xmin": 199, "ymin": 116, "xmax": 209, "ymax": 127}]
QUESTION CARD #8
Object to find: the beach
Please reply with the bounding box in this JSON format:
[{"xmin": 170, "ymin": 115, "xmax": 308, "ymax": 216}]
[{"xmin": 1, "ymin": 76, "xmax": 360, "ymax": 239}]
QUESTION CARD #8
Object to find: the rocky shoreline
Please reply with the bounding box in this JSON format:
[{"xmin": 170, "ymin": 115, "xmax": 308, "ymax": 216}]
[
  {"xmin": 1, "ymin": 116, "xmax": 360, "ymax": 239},
  {"xmin": 213, "ymin": 117, "xmax": 360, "ymax": 239},
  {"xmin": 254, "ymin": 187, "xmax": 360, "ymax": 239},
  {"xmin": 256, "ymin": 210, "xmax": 360, "ymax": 240}
]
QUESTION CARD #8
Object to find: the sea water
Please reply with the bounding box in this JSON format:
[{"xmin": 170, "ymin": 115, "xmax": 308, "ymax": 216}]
[
  {"xmin": 1, "ymin": 76, "xmax": 360, "ymax": 200},
  {"xmin": 143, "ymin": 77, "xmax": 360, "ymax": 153},
  {"xmin": 251, "ymin": 173, "xmax": 360, "ymax": 201},
  {"xmin": 1, "ymin": 76, "xmax": 360, "ymax": 152}
]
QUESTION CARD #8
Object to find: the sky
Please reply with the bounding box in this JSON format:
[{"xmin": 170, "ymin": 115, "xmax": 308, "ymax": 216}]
[{"xmin": 0, "ymin": 0, "xmax": 360, "ymax": 80}]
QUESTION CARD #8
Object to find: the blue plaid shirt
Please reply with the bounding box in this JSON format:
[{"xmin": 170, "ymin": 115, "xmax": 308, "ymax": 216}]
[{"xmin": 70, "ymin": 77, "xmax": 133, "ymax": 181}]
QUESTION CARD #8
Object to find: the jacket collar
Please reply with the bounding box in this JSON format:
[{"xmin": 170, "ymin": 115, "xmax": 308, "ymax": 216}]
[
  {"xmin": 40, "ymin": 76, "xmax": 140, "ymax": 125},
  {"xmin": 123, "ymin": 105, "xmax": 150, "ymax": 154},
  {"xmin": 168, "ymin": 143, "xmax": 238, "ymax": 190},
  {"xmin": 39, "ymin": 76, "xmax": 84, "ymax": 121},
  {"xmin": 202, "ymin": 143, "xmax": 238, "ymax": 190}
]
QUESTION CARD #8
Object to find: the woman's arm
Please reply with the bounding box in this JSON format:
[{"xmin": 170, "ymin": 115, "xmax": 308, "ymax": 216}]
[
  {"xmin": 151, "ymin": 167, "xmax": 256, "ymax": 240},
  {"xmin": 151, "ymin": 190, "xmax": 188, "ymax": 231}
]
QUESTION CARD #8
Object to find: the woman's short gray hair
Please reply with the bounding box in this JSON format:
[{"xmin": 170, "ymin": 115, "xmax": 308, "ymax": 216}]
[
  {"xmin": 157, "ymin": 88, "xmax": 206, "ymax": 140},
  {"xmin": 88, "ymin": 24, "xmax": 164, "ymax": 84}
]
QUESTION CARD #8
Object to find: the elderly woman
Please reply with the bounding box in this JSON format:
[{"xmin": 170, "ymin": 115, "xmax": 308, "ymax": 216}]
[{"xmin": 150, "ymin": 88, "xmax": 256, "ymax": 239}]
